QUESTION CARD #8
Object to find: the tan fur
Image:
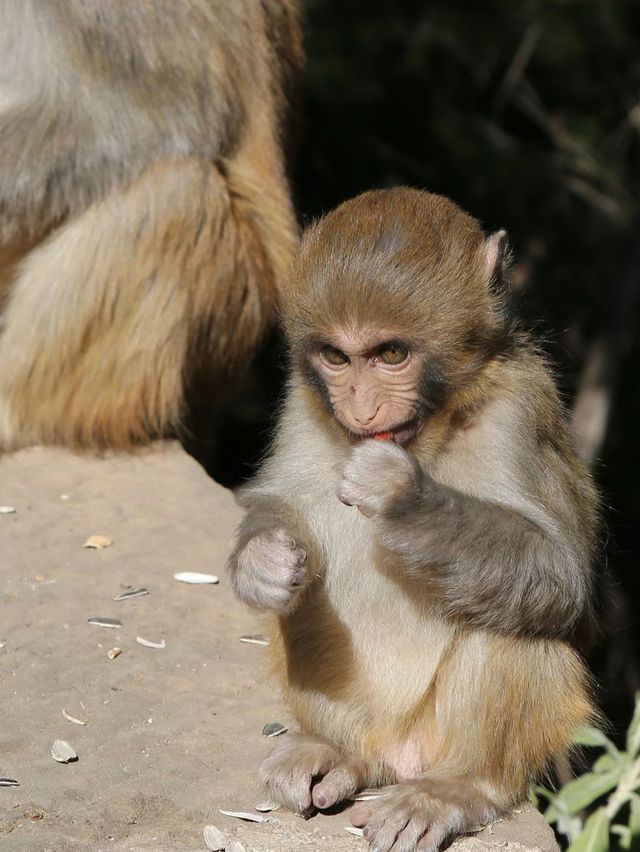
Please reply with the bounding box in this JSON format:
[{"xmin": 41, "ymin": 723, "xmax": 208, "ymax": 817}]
[{"xmin": 0, "ymin": 0, "xmax": 301, "ymax": 450}]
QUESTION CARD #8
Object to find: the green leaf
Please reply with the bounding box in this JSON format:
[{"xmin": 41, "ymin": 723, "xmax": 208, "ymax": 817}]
[
  {"xmin": 567, "ymin": 808, "xmax": 610, "ymax": 852},
  {"xmin": 556, "ymin": 812, "xmax": 585, "ymax": 843},
  {"xmin": 627, "ymin": 694, "xmax": 640, "ymax": 758},
  {"xmin": 629, "ymin": 793, "xmax": 640, "ymax": 840},
  {"xmin": 554, "ymin": 768, "xmax": 624, "ymax": 814},
  {"xmin": 613, "ymin": 823, "xmax": 631, "ymax": 849},
  {"xmin": 572, "ymin": 726, "xmax": 614, "ymax": 749},
  {"xmin": 593, "ymin": 752, "xmax": 630, "ymax": 772}
]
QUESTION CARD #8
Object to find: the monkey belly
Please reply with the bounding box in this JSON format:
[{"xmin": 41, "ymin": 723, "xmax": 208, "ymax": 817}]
[{"xmin": 274, "ymin": 499, "xmax": 459, "ymax": 778}]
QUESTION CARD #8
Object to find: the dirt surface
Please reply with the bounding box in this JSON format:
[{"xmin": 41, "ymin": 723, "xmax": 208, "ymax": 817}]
[{"xmin": 0, "ymin": 444, "xmax": 558, "ymax": 852}]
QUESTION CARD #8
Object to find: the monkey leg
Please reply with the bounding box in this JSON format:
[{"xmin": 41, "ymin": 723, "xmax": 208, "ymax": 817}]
[
  {"xmin": 260, "ymin": 733, "xmax": 366, "ymax": 814},
  {"xmin": 0, "ymin": 155, "xmax": 290, "ymax": 450},
  {"xmin": 351, "ymin": 633, "xmax": 592, "ymax": 852}
]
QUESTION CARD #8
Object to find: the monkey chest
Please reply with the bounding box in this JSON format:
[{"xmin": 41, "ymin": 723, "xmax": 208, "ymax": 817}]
[{"xmin": 305, "ymin": 499, "xmax": 456, "ymax": 717}]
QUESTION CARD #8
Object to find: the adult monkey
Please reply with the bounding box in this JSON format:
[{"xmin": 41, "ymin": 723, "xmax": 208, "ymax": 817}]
[
  {"xmin": 0, "ymin": 0, "xmax": 301, "ymax": 450},
  {"xmin": 228, "ymin": 189, "xmax": 598, "ymax": 852}
]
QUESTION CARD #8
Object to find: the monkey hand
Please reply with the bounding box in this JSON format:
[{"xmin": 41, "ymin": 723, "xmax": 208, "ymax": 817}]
[
  {"xmin": 229, "ymin": 528, "xmax": 308, "ymax": 614},
  {"xmin": 337, "ymin": 440, "xmax": 423, "ymax": 519}
]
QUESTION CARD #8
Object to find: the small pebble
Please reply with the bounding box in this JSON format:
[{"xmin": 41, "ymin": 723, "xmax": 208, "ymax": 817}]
[
  {"xmin": 51, "ymin": 739, "xmax": 78, "ymax": 763},
  {"xmin": 203, "ymin": 824, "xmax": 227, "ymax": 851},
  {"xmin": 0, "ymin": 506, "xmax": 16, "ymax": 514},
  {"xmin": 83, "ymin": 535, "xmax": 112, "ymax": 549},
  {"xmin": 262, "ymin": 722, "xmax": 287, "ymax": 738},
  {"xmin": 88, "ymin": 617, "xmax": 122, "ymax": 629}
]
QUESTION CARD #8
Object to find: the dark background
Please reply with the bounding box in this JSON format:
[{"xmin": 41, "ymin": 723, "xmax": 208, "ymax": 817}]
[{"xmin": 211, "ymin": 0, "xmax": 640, "ymax": 736}]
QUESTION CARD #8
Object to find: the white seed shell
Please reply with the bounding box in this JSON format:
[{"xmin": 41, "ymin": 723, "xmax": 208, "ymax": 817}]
[
  {"xmin": 0, "ymin": 506, "xmax": 16, "ymax": 514},
  {"xmin": 0, "ymin": 778, "xmax": 19, "ymax": 786},
  {"xmin": 218, "ymin": 809, "xmax": 270, "ymax": 823},
  {"xmin": 173, "ymin": 572, "xmax": 219, "ymax": 584},
  {"xmin": 62, "ymin": 709, "xmax": 87, "ymax": 726},
  {"xmin": 354, "ymin": 791, "xmax": 382, "ymax": 801},
  {"xmin": 262, "ymin": 722, "xmax": 287, "ymax": 738},
  {"xmin": 239, "ymin": 635, "xmax": 269, "ymax": 646},
  {"xmin": 51, "ymin": 739, "xmax": 78, "ymax": 763},
  {"xmin": 203, "ymin": 823, "xmax": 227, "ymax": 850},
  {"xmin": 136, "ymin": 636, "xmax": 166, "ymax": 649},
  {"xmin": 88, "ymin": 617, "xmax": 122, "ymax": 629},
  {"xmin": 345, "ymin": 826, "xmax": 365, "ymax": 837},
  {"xmin": 113, "ymin": 587, "xmax": 148, "ymax": 601},
  {"xmin": 255, "ymin": 800, "xmax": 280, "ymax": 813},
  {"xmin": 107, "ymin": 647, "xmax": 122, "ymax": 659},
  {"xmin": 83, "ymin": 534, "xmax": 112, "ymax": 549}
]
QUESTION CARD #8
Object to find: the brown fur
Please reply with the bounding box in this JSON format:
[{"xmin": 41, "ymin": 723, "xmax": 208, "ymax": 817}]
[
  {"xmin": 0, "ymin": 0, "xmax": 301, "ymax": 450},
  {"xmin": 228, "ymin": 189, "xmax": 598, "ymax": 851}
]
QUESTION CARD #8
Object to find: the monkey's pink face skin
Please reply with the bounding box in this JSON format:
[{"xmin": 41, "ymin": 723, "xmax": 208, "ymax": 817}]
[{"xmin": 310, "ymin": 328, "xmax": 425, "ymax": 445}]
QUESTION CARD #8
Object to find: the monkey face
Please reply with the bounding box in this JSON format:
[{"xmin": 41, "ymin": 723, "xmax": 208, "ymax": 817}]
[{"xmin": 302, "ymin": 326, "xmax": 446, "ymax": 444}]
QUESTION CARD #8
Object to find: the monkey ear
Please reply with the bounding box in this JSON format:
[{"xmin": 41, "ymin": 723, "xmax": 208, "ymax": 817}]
[{"xmin": 483, "ymin": 229, "xmax": 510, "ymax": 292}]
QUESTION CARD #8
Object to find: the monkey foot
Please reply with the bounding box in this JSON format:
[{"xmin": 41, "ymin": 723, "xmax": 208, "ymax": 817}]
[
  {"xmin": 259, "ymin": 733, "xmax": 365, "ymax": 815},
  {"xmin": 350, "ymin": 778, "xmax": 495, "ymax": 852}
]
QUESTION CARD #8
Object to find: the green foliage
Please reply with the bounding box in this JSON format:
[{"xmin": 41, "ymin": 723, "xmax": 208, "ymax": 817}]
[{"xmin": 535, "ymin": 695, "xmax": 640, "ymax": 851}]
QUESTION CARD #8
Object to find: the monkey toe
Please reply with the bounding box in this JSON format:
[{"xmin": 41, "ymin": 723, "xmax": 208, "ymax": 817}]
[
  {"xmin": 311, "ymin": 765, "xmax": 360, "ymax": 809},
  {"xmin": 362, "ymin": 809, "xmax": 411, "ymax": 852},
  {"xmin": 415, "ymin": 823, "xmax": 449, "ymax": 852},
  {"xmin": 350, "ymin": 801, "xmax": 374, "ymax": 826}
]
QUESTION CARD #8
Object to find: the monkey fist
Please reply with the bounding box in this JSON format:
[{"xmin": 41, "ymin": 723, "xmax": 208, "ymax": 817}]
[
  {"xmin": 231, "ymin": 528, "xmax": 308, "ymax": 614},
  {"xmin": 337, "ymin": 440, "xmax": 423, "ymax": 519}
]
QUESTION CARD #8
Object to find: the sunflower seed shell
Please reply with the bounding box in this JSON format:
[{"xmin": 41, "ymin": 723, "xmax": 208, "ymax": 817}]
[
  {"xmin": 173, "ymin": 572, "xmax": 219, "ymax": 584},
  {"xmin": 239, "ymin": 634, "xmax": 269, "ymax": 646},
  {"xmin": 88, "ymin": 617, "xmax": 122, "ymax": 629},
  {"xmin": 218, "ymin": 809, "xmax": 270, "ymax": 823},
  {"xmin": 262, "ymin": 722, "xmax": 287, "ymax": 738},
  {"xmin": 83, "ymin": 535, "xmax": 112, "ymax": 549},
  {"xmin": 113, "ymin": 588, "xmax": 148, "ymax": 601},
  {"xmin": 203, "ymin": 823, "xmax": 227, "ymax": 850},
  {"xmin": 62, "ymin": 709, "xmax": 87, "ymax": 726},
  {"xmin": 51, "ymin": 739, "xmax": 78, "ymax": 763},
  {"xmin": 136, "ymin": 636, "xmax": 166, "ymax": 649},
  {"xmin": 255, "ymin": 800, "xmax": 280, "ymax": 813}
]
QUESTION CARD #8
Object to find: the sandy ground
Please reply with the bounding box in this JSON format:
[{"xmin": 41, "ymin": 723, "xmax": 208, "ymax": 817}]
[{"xmin": 0, "ymin": 444, "xmax": 558, "ymax": 852}]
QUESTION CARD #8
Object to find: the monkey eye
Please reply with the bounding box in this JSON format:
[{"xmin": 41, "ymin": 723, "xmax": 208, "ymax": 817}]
[
  {"xmin": 377, "ymin": 343, "xmax": 409, "ymax": 365},
  {"xmin": 319, "ymin": 345, "xmax": 349, "ymax": 366}
]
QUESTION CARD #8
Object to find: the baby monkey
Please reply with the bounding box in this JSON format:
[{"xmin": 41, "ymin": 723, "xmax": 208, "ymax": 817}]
[{"xmin": 228, "ymin": 188, "xmax": 597, "ymax": 852}]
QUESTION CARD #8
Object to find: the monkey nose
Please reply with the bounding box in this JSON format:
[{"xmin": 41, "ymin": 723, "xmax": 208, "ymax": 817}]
[{"xmin": 353, "ymin": 407, "xmax": 380, "ymax": 426}]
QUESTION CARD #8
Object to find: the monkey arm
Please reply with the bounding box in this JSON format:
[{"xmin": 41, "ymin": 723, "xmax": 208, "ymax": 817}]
[
  {"xmin": 227, "ymin": 493, "xmax": 323, "ymax": 613},
  {"xmin": 379, "ymin": 472, "xmax": 593, "ymax": 640}
]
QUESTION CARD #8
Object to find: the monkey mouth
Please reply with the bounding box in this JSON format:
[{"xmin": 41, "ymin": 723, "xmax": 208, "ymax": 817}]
[{"xmin": 358, "ymin": 419, "xmax": 422, "ymax": 446}]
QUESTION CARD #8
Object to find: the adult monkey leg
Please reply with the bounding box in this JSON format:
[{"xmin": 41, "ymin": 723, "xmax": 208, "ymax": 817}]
[{"xmin": 0, "ymin": 156, "xmax": 288, "ymax": 450}]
